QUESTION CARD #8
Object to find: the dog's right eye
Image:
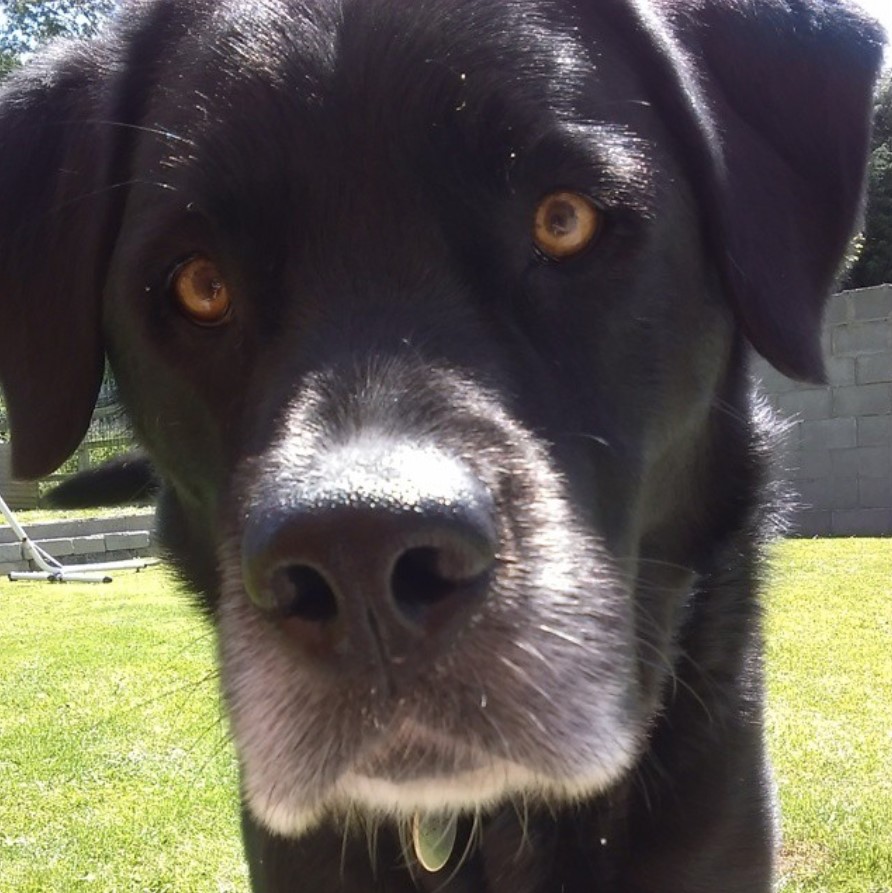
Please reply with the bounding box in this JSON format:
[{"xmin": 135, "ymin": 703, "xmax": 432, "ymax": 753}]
[
  {"xmin": 170, "ymin": 255, "xmax": 232, "ymax": 326},
  {"xmin": 533, "ymin": 191, "xmax": 601, "ymax": 260}
]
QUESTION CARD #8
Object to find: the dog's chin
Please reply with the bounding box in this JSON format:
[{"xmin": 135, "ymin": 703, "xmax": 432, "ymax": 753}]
[
  {"xmin": 223, "ymin": 586, "xmax": 642, "ymax": 839},
  {"xmin": 243, "ymin": 720, "xmax": 639, "ymax": 838}
]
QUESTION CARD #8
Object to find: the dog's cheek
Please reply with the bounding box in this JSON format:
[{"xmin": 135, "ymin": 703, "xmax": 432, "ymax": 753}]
[
  {"xmin": 216, "ymin": 550, "xmax": 362, "ymax": 835},
  {"xmin": 487, "ymin": 453, "xmax": 645, "ymax": 774}
]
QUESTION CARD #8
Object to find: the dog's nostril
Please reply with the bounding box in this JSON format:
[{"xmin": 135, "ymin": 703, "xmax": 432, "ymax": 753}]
[
  {"xmin": 392, "ymin": 547, "xmax": 458, "ymax": 612},
  {"xmin": 271, "ymin": 565, "xmax": 338, "ymax": 622},
  {"xmin": 392, "ymin": 540, "xmax": 493, "ymax": 623}
]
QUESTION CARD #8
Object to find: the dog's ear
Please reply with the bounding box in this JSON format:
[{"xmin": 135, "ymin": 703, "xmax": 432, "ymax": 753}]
[
  {"xmin": 0, "ymin": 45, "xmax": 117, "ymax": 479},
  {"xmin": 596, "ymin": 0, "xmax": 884, "ymax": 381},
  {"xmin": 675, "ymin": 0, "xmax": 884, "ymax": 382}
]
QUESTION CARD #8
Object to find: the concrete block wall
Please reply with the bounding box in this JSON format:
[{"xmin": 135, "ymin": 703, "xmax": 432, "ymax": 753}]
[
  {"xmin": 0, "ymin": 512, "xmax": 156, "ymax": 576},
  {"xmin": 754, "ymin": 285, "xmax": 892, "ymax": 536}
]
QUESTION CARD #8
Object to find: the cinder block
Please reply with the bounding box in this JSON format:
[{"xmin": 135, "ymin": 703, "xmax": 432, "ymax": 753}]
[
  {"xmin": 799, "ymin": 417, "xmax": 857, "ymax": 451},
  {"xmin": 0, "ymin": 562, "xmax": 24, "ymax": 576},
  {"xmin": 831, "ymin": 508, "xmax": 892, "ymax": 536},
  {"xmin": 823, "ymin": 294, "xmax": 850, "ymax": 325},
  {"xmin": 824, "ymin": 355, "xmax": 856, "ymax": 386},
  {"xmin": 9, "ymin": 512, "xmax": 155, "ymax": 542},
  {"xmin": 830, "ymin": 446, "xmax": 891, "ymax": 478},
  {"xmin": 858, "ymin": 415, "xmax": 892, "ymax": 447},
  {"xmin": 832, "ymin": 383, "xmax": 892, "ymax": 417},
  {"xmin": 859, "ymin": 477, "xmax": 892, "ymax": 509},
  {"xmin": 72, "ymin": 534, "xmax": 107, "ymax": 556},
  {"xmin": 791, "ymin": 510, "xmax": 833, "ymax": 537},
  {"xmin": 830, "ymin": 477, "xmax": 860, "ymax": 510},
  {"xmin": 788, "ymin": 449, "xmax": 832, "ymax": 479},
  {"xmin": 833, "ymin": 321, "xmax": 890, "ymax": 356},
  {"xmin": 855, "ymin": 353, "xmax": 892, "ymax": 385},
  {"xmin": 30, "ymin": 538, "xmax": 76, "ymax": 559},
  {"xmin": 794, "ymin": 478, "xmax": 831, "ymax": 511},
  {"xmin": 850, "ymin": 286, "xmax": 892, "ymax": 321},
  {"xmin": 777, "ymin": 389, "xmax": 831, "ymax": 421},
  {"xmin": 0, "ymin": 542, "xmax": 23, "ymax": 563},
  {"xmin": 105, "ymin": 531, "xmax": 151, "ymax": 551}
]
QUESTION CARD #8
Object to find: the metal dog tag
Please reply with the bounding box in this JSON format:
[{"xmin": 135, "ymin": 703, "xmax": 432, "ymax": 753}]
[{"xmin": 411, "ymin": 811, "xmax": 458, "ymax": 873}]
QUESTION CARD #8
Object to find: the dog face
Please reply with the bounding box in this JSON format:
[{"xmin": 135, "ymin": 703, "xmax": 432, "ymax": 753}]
[
  {"xmin": 103, "ymin": 3, "xmax": 714, "ymax": 830},
  {"xmin": 0, "ymin": 0, "xmax": 882, "ymax": 885},
  {"xmin": 109, "ymin": 0, "xmax": 735, "ymax": 825}
]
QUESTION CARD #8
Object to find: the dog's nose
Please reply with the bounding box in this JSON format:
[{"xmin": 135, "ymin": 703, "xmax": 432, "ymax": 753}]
[{"xmin": 241, "ymin": 445, "xmax": 497, "ymax": 672}]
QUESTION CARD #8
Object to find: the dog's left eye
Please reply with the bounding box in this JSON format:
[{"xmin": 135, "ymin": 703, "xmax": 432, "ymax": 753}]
[
  {"xmin": 171, "ymin": 255, "xmax": 232, "ymax": 326},
  {"xmin": 533, "ymin": 191, "xmax": 601, "ymax": 260}
]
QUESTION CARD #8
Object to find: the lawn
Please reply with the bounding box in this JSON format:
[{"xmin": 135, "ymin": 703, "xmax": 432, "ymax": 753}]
[
  {"xmin": 0, "ymin": 568, "xmax": 247, "ymax": 892},
  {"xmin": 765, "ymin": 538, "xmax": 892, "ymax": 892},
  {"xmin": 0, "ymin": 539, "xmax": 890, "ymax": 891}
]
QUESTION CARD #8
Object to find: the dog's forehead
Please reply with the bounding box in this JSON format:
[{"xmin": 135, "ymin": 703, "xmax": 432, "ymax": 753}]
[
  {"xmin": 203, "ymin": 0, "xmax": 592, "ymax": 103},
  {"xmin": 137, "ymin": 0, "xmax": 659, "ymax": 188}
]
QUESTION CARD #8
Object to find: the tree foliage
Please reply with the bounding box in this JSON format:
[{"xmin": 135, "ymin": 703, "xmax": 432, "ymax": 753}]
[
  {"xmin": 0, "ymin": 0, "xmax": 115, "ymax": 77},
  {"xmin": 845, "ymin": 74, "xmax": 892, "ymax": 289}
]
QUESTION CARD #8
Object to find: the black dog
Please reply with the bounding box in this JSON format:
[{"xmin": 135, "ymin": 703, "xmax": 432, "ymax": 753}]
[{"xmin": 0, "ymin": 1, "xmax": 882, "ymax": 890}]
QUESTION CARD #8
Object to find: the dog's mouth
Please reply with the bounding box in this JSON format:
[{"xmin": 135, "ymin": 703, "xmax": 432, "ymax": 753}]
[
  {"xmin": 350, "ymin": 720, "xmax": 486, "ymax": 782},
  {"xmin": 340, "ymin": 720, "xmax": 534, "ymax": 816}
]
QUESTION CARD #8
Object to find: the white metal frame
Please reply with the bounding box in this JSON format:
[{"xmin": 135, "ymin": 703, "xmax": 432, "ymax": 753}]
[{"xmin": 0, "ymin": 491, "xmax": 156, "ymax": 583}]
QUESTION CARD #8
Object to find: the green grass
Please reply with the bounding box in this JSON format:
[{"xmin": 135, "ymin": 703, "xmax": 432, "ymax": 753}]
[
  {"xmin": 0, "ymin": 540, "xmax": 889, "ymax": 891},
  {"xmin": 765, "ymin": 539, "xmax": 892, "ymax": 892},
  {"xmin": 0, "ymin": 568, "xmax": 247, "ymax": 892}
]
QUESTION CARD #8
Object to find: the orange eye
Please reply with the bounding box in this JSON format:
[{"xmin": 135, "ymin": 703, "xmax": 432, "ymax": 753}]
[
  {"xmin": 533, "ymin": 191, "xmax": 601, "ymax": 260},
  {"xmin": 171, "ymin": 255, "xmax": 232, "ymax": 325}
]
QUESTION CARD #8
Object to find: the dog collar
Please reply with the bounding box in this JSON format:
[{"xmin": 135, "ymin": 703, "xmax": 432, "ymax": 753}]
[{"xmin": 411, "ymin": 811, "xmax": 458, "ymax": 873}]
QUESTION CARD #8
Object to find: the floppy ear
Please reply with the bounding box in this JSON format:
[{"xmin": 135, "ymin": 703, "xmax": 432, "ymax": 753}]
[
  {"xmin": 594, "ymin": 0, "xmax": 884, "ymax": 381},
  {"xmin": 0, "ymin": 45, "xmax": 117, "ymax": 479}
]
